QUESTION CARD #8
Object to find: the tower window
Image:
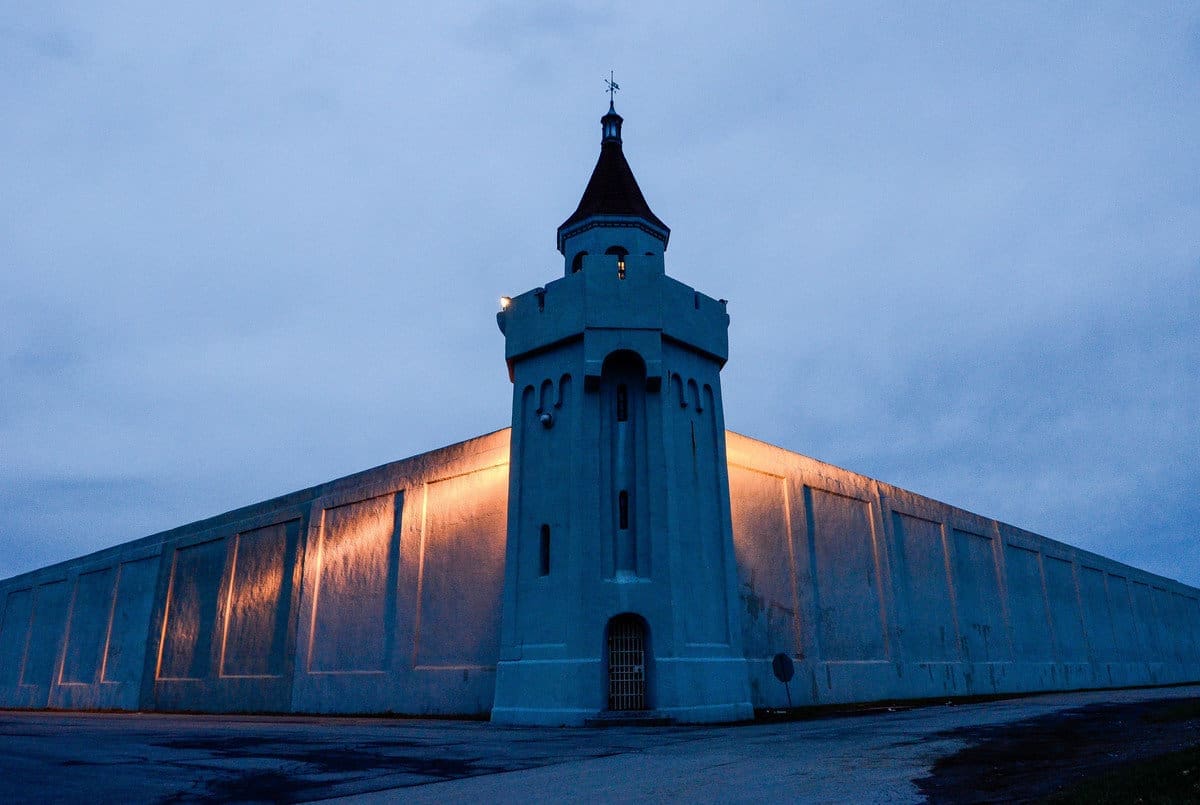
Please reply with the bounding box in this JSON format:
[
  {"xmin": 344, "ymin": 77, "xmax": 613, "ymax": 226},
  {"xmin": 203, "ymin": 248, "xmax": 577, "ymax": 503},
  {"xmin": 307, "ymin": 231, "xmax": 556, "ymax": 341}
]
[
  {"xmin": 571, "ymin": 251, "xmax": 587, "ymax": 273},
  {"xmin": 616, "ymin": 384, "xmax": 628, "ymax": 422},
  {"xmin": 618, "ymin": 491, "xmax": 629, "ymax": 530},
  {"xmin": 539, "ymin": 524, "xmax": 550, "ymax": 576},
  {"xmin": 605, "ymin": 246, "xmax": 628, "ymax": 280}
]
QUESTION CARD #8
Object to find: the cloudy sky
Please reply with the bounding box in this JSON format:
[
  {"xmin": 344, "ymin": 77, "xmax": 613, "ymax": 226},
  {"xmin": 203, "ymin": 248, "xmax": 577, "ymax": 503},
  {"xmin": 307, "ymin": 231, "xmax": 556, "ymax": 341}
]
[{"xmin": 2, "ymin": 3, "xmax": 1197, "ymax": 587}]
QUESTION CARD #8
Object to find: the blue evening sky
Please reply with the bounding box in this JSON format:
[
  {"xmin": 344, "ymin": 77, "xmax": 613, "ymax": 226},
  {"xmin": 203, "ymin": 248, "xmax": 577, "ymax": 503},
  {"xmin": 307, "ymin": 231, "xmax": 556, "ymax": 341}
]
[{"xmin": 2, "ymin": 3, "xmax": 1197, "ymax": 584}]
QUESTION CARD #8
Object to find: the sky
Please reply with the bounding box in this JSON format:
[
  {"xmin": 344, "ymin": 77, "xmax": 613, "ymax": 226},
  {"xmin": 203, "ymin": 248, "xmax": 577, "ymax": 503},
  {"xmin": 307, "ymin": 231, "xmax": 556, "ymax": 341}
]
[{"xmin": 2, "ymin": 3, "xmax": 1197, "ymax": 587}]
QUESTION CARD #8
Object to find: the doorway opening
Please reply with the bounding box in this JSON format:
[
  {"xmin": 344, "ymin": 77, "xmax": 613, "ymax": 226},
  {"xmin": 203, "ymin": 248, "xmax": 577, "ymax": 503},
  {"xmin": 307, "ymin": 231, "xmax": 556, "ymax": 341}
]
[{"xmin": 606, "ymin": 614, "xmax": 648, "ymax": 711}]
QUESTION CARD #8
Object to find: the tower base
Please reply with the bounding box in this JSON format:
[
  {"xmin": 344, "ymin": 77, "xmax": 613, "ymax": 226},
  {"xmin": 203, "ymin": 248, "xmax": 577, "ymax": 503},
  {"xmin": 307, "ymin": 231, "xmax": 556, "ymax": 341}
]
[{"xmin": 490, "ymin": 656, "xmax": 753, "ymax": 726}]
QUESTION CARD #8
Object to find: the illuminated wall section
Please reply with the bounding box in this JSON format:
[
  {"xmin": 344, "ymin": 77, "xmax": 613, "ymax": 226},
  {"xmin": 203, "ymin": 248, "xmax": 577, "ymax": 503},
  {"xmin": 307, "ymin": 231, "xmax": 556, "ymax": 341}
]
[
  {"xmin": 222, "ymin": 522, "xmax": 299, "ymax": 678},
  {"xmin": 0, "ymin": 430, "xmax": 509, "ymax": 715},
  {"xmin": 807, "ymin": 486, "xmax": 888, "ymax": 664},
  {"xmin": 290, "ymin": 432, "xmax": 508, "ymax": 715},
  {"xmin": 158, "ymin": 538, "xmax": 227, "ymax": 682},
  {"xmin": 148, "ymin": 517, "xmax": 303, "ymax": 713},
  {"xmin": 306, "ymin": 496, "xmax": 398, "ymax": 675},
  {"xmin": 412, "ymin": 468, "xmax": 506, "ymax": 674},
  {"xmin": 728, "ymin": 465, "xmax": 799, "ymax": 665}
]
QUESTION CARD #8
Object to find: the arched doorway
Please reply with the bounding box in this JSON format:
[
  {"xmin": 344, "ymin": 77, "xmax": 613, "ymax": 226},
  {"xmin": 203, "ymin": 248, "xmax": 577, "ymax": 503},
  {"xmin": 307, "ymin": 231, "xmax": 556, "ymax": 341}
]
[{"xmin": 606, "ymin": 614, "xmax": 648, "ymax": 711}]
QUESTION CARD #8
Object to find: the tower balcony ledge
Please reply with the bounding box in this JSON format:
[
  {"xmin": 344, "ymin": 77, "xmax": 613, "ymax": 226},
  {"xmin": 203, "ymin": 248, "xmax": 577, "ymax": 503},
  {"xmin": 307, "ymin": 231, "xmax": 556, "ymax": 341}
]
[{"xmin": 499, "ymin": 268, "xmax": 729, "ymax": 374}]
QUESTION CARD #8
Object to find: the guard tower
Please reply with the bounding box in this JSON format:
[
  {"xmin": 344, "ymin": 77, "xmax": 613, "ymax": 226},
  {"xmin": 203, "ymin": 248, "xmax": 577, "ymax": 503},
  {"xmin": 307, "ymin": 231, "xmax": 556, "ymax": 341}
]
[{"xmin": 491, "ymin": 99, "xmax": 753, "ymax": 725}]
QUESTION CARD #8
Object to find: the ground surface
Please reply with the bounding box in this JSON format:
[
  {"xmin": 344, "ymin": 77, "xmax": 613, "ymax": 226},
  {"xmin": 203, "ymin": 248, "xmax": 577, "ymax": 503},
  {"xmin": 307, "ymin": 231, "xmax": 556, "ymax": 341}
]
[{"xmin": 1, "ymin": 685, "xmax": 1198, "ymax": 803}]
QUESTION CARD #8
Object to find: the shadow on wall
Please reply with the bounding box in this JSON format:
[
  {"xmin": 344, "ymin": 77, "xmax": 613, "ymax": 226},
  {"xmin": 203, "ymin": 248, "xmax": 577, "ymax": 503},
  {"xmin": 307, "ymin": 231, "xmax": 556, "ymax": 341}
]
[{"xmin": 726, "ymin": 432, "xmax": 1200, "ymax": 709}]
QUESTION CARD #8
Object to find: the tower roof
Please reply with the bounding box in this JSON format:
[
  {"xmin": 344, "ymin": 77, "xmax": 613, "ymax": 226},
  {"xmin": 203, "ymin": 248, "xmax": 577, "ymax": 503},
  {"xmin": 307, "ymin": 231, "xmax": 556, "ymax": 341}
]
[{"xmin": 557, "ymin": 103, "xmax": 669, "ymax": 251}]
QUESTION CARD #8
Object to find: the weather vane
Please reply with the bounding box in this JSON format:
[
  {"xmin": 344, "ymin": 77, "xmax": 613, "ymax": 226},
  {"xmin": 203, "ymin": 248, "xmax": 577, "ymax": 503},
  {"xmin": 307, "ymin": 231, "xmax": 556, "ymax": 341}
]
[{"xmin": 605, "ymin": 70, "xmax": 620, "ymax": 104}]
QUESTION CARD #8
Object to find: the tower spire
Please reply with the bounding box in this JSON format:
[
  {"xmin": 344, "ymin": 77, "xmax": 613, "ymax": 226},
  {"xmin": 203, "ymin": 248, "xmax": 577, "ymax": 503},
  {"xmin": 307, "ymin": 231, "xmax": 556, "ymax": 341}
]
[{"xmin": 556, "ymin": 85, "xmax": 668, "ymax": 255}]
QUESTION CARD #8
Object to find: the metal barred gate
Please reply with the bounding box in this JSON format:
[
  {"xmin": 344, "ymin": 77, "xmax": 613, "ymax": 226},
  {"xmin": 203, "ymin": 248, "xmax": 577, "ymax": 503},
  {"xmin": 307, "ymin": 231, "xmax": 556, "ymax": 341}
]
[{"xmin": 607, "ymin": 616, "xmax": 647, "ymax": 711}]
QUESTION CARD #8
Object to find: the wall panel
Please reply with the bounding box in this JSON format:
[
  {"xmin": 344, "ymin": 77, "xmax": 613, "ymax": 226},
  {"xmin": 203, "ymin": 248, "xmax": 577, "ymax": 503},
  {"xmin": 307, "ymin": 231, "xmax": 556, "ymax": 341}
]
[
  {"xmin": 809, "ymin": 488, "xmax": 885, "ymax": 661},
  {"xmin": 414, "ymin": 467, "xmax": 507, "ymax": 668},
  {"xmin": 729, "ymin": 466, "xmax": 797, "ymax": 658},
  {"xmin": 60, "ymin": 569, "xmax": 115, "ymax": 684},
  {"xmin": 1078, "ymin": 567, "xmax": 1117, "ymax": 662},
  {"xmin": 308, "ymin": 494, "xmax": 397, "ymax": 673},
  {"xmin": 0, "ymin": 589, "xmax": 33, "ymax": 687},
  {"xmin": 104, "ymin": 557, "xmax": 160, "ymax": 685},
  {"xmin": 892, "ymin": 513, "xmax": 957, "ymax": 662},
  {"xmin": 159, "ymin": 539, "xmax": 226, "ymax": 680},
  {"xmin": 1130, "ymin": 582, "xmax": 1160, "ymax": 657},
  {"xmin": 221, "ymin": 522, "xmax": 296, "ymax": 677},
  {"xmin": 1005, "ymin": 546, "xmax": 1053, "ymax": 661},
  {"xmin": 1107, "ymin": 576, "xmax": 1140, "ymax": 662},
  {"xmin": 1188, "ymin": 597, "xmax": 1200, "ymax": 661},
  {"xmin": 1150, "ymin": 588, "xmax": 1178, "ymax": 663},
  {"xmin": 22, "ymin": 581, "xmax": 69, "ymax": 687},
  {"xmin": 951, "ymin": 530, "xmax": 1008, "ymax": 661},
  {"xmin": 1043, "ymin": 557, "xmax": 1087, "ymax": 663}
]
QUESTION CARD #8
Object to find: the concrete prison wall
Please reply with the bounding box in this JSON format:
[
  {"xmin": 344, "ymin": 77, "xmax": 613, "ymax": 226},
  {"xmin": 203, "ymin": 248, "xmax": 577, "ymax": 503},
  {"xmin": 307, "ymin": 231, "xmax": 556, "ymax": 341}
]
[
  {"xmin": 0, "ymin": 430, "xmax": 509, "ymax": 715},
  {"xmin": 1, "ymin": 427, "xmax": 1196, "ymax": 715},
  {"xmin": 726, "ymin": 432, "xmax": 1200, "ymax": 708}
]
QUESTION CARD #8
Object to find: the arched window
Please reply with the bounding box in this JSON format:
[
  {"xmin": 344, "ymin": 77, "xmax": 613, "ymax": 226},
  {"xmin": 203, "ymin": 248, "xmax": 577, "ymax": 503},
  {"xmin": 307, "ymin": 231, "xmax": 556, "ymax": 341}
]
[
  {"xmin": 571, "ymin": 251, "xmax": 587, "ymax": 273},
  {"xmin": 605, "ymin": 246, "xmax": 629, "ymax": 279}
]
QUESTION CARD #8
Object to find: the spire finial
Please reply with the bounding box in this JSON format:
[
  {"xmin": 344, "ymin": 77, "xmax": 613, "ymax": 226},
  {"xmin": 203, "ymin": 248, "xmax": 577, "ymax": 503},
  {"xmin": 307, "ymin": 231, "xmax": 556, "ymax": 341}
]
[
  {"xmin": 605, "ymin": 71, "xmax": 620, "ymax": 108},
  {"xmin": 601, "ymin": 72, "xmax": 623, "ymax": 143}
]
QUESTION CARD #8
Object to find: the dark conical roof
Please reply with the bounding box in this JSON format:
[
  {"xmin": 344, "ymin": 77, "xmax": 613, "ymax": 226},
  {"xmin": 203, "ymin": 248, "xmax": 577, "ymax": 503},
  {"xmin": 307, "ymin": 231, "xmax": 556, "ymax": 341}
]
[{"xmin": 558, "ymin": 104, "xmax": 668, "ymax": 237}]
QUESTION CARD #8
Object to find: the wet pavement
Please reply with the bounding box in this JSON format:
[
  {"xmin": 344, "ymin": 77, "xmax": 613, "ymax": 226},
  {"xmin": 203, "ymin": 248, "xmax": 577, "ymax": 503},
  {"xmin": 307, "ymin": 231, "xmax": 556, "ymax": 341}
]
[{"xmin": 1, "ymin": 685, "xmax": 1198, "ymax": 803}]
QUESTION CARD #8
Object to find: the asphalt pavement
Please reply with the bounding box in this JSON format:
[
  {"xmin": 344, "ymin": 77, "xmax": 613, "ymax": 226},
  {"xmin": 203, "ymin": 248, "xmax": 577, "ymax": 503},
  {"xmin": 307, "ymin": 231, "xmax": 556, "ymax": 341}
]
[{"xmin": 1, "ymin": 684, "xmax": 1198, "ymax": 803}]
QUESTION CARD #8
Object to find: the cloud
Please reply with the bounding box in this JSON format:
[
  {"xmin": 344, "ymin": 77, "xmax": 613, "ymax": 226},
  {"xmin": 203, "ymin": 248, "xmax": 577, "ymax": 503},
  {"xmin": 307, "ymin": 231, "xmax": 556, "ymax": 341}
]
[{"xmin": 0, "ymin": 2, "xmax": 1196, "ymax": 589}]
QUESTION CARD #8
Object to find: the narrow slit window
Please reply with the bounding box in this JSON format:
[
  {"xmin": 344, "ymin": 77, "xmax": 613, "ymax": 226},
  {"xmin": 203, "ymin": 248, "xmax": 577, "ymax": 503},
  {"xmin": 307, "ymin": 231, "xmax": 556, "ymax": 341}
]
[
  {"xmin": 617, "ymin": 258, "xmax": 626, "ymax": 280},
  {"xmin": 616, "ymin": 384, "xmax": 628, "ymax": 422},
  {"xmin": 618, "ymin": 491, "xmax": 629, "ymax": 530},
  {"xmin": 539, "ymin": 524, "xmax": 550, "ymax": 576}
]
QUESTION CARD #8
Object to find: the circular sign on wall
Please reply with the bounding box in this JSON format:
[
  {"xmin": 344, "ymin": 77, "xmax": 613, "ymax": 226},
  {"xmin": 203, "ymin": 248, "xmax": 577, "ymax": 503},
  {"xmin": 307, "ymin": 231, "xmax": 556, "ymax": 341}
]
[{"xmin": 771, "ymin": 652, "xmax": 795, "ymax": 683}]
